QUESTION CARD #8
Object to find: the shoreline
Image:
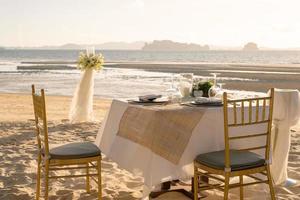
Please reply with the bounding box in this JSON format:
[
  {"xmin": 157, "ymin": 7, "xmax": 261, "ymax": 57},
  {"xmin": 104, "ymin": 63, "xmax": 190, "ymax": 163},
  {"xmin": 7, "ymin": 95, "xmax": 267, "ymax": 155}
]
[
  {"xmin": 107, "ymin": 62, "xmax": 300, "ymax": 92},
  {"xmin": 19, "ymin": 60, "xmax": 300, "ymax": 68},
  {"xmin": 2, "ymin": 61, "xmax": 300, "ymax": 94},
  {"xmin": 16, "ymin": 61, "xmax": 300, "ymax": 73}
]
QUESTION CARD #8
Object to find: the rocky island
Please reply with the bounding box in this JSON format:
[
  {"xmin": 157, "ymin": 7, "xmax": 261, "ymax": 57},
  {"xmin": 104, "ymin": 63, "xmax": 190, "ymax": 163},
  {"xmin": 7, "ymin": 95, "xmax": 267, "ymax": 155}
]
[
  {"xmin": 243, "ymin": 42, "xmax": 259, "ymax": 51},
  {"xmin": 142, "ymin": 40, "xmax": 209, "ymax": 51}
]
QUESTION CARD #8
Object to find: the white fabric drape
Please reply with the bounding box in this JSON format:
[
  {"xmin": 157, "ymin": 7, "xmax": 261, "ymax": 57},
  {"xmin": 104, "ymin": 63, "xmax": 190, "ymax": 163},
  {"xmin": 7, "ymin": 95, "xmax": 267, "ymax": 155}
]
[
  {"xmin": 270, "ymin": 88, "xmax": 300, "ymax": 184},
  {"xmin": 69, "ymin": 68, "xmax": 95, "ymax": 123}
]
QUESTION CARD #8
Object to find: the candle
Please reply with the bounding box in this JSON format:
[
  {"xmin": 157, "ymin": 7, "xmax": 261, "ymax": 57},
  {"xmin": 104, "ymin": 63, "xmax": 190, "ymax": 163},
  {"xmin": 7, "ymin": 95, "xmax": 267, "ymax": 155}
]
[{"xmin": 92, "ymin": 46, "xmax": 95, "ymax": 55}]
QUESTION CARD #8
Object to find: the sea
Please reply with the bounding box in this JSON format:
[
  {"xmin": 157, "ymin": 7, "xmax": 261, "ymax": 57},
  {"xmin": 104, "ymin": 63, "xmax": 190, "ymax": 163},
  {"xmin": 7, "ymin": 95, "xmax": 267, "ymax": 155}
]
[{"xmin": 1, "ymin": 49, "xmax": 300, "ymax": 98}]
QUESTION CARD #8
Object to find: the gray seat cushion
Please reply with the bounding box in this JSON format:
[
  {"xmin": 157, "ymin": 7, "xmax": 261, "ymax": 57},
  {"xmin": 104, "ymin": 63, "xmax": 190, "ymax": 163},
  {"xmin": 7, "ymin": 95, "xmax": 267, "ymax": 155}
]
[
  {"xmin": 50, "ymin": 142, "xmax": 101, "ymax": 160},
  {"xmin": 195, "ymin": 150, "xmax": 265, "ymax": 171}
]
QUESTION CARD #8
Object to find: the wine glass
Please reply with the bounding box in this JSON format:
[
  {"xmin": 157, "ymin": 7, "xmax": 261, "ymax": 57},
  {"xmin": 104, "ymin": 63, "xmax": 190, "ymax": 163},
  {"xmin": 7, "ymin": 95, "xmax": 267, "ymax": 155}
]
[
  {"xmin": 209, "ymin": 73, "xmax": 220, "ymax": 86},
  {"xmin": 208, "ymin": 73, "xmax": 222, "ymax": 98},
  {"xmin": 179, "ymin": 73, "xmax": 193, "ymax": 97},
  {"xmin": 208, "ymin": 86, "xmax": 217, "ymax": 98},
  {"xmin": 215, "ymin": 83, "xmax": 225, "ymax": 99},
  {"xmin": 165, "ymin": 74, "xmax": 178, "ymax": 100},
  {"xmin": 208, "ymin": 83, "xmax": 225, "ymax": 98},
  {"xmin": 217, "ymin": 83, "xmax": 225, "ymax": 91}
]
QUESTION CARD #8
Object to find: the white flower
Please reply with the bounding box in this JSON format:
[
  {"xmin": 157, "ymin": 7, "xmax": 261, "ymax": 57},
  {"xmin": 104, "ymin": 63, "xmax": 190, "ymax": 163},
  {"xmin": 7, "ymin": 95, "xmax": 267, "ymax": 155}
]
[{"xmin": 77, "ymin": 52, "xmax": 104, "ymax": 71}]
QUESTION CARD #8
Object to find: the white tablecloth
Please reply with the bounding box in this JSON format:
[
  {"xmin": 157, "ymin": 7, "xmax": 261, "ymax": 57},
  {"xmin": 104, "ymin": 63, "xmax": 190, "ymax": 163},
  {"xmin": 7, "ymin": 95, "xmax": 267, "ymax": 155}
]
[
  {"xmin": 270, "ymin": 89, "xmax": 300, "ymax": 184},
  {"xmin": 95, "ymin": 89, "xmax": 300, "ymax": 195}
]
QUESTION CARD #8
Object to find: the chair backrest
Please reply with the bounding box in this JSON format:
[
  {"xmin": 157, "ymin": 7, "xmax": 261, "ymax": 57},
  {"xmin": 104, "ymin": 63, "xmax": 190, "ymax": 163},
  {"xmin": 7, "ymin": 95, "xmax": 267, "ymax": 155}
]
[
  {"xmin": 32, "ymin": 85, "xmax": 50, "ymax": 158},
  {"xmin": 222, "ymin": 88, "xmax": 274, "ymax": 170}
]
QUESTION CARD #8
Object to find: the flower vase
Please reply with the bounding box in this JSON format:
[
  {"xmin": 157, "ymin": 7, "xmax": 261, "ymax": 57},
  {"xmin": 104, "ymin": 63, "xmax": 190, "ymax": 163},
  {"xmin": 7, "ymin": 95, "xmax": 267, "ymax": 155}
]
[
  {"xmin": 69, "ymin": 68, "xmax": 95, "ymax": 123},
  {"xmin": 202, "ymin": 90, "xmax": 209, "ymax": 97}
]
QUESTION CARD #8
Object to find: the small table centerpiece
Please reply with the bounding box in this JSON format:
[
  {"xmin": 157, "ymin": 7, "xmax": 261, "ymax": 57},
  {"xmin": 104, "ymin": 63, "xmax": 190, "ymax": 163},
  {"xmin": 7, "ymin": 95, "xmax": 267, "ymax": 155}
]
[
  {"xmin": 192, "ymin": 80, "xmax": 213, "ymax": 97},
  {"xmin": 69, "ymin": 48, "xmax": 104, "ymax": 123}
]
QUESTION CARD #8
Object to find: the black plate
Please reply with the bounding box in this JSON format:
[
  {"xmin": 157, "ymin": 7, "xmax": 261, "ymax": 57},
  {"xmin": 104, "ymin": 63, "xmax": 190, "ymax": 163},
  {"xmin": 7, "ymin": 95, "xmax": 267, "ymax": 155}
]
[
  {"xmin": 129, "ymin": 99, "xmax": 169, "ymax": 104},
  {"xmin": 138, "ymin": 95, "xmax": 162, "ymax": 102}
]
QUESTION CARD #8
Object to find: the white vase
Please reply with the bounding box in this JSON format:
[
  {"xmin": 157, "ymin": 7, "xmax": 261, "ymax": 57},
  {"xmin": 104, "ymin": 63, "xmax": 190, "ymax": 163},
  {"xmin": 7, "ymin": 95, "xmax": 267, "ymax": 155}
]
[{"xmin": 69, "ymin": 68, "xmax": 95, "ymax": 123}]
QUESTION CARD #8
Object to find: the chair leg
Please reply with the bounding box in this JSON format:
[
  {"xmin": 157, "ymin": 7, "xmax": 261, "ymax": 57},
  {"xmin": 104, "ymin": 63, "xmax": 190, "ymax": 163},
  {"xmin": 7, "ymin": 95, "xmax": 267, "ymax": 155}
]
[
  {"xmin": 97, "ymin": 157, "xmax": 102, "ymax": 200},
  {"xmin": 44, "ymin": 161, "xmax": 49, "ymax": 200},
  {"xmin": 239, "ymin": 175, "xmax": 243, "ymax": 200},
  {"xmin": 223, "ymin": 173, "xmax": 230, "ymax": 200},
  {"xmin": 266, "ymin": 166, "xmax": 276, "ymax": 200},
  {"xmin": 86, "ymin": 163, "xmax": 90, "ymax": 193},
  {"xmin": 193, "ymin": 166, "xmax": 198, "ymax": 200},
  {"xmin": 36, "ymin": 156, "xmax": 41, "ymax": 200}
]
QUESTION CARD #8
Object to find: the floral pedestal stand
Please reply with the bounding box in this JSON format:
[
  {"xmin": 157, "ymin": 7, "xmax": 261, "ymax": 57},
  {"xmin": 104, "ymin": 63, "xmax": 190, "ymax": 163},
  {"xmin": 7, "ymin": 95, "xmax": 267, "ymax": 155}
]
[{"xmin": 69, "ymin": 68, "xmax": 95, "ymax": 123}]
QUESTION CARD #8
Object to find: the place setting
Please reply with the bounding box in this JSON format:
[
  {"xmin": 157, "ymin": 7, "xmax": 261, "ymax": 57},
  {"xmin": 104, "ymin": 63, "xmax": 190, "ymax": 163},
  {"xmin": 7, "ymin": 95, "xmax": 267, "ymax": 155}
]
[
  {"xmin": 166, "ymin": 72, "xmax": 225, "ymax": 107},
  {"xmin": 127, "ymin": 94, "xmax": 170, "ymax": 105},
  {"xmin": 182, "ymin": 97, "xmax": 223, "ymax": 107},
  {"xmin": 126, "ymin": 73, "xmax": 226, "ymax": 109}
]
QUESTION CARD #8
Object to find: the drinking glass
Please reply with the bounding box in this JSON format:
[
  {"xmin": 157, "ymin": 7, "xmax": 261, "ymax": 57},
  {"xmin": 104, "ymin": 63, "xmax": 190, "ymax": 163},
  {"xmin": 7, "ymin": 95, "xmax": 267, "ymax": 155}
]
[
  {"xmin": 208, "ymin": 83, "xmax": 225, "ymax": 98},
  {"xmin": 209, "ymin": 73, "xmax": 220, "ymax": 86},
  {"xmin": 165, "ymin": 74, "xmax": 178, "ymax": 100},
  {"xmin": 179, "ymin": 73, "xmax": 193, "ymax": 97},
  {"xmin": 208, "ymin": 86, "xmax": 217, "ymax": 98}
]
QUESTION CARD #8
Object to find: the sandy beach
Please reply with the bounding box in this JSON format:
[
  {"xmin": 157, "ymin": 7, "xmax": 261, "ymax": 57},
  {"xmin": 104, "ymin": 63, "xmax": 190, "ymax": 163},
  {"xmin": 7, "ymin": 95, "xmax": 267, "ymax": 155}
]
[{"xmin": 0, "ymin": 93, "xmax": 299, "ymax": 199}]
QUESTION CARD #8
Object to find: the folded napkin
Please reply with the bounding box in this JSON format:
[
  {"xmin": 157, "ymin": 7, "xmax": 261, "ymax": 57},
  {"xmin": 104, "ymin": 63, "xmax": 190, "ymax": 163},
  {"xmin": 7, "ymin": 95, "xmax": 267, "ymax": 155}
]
[{"xmin": 194, "ymin": 97, "xmax": 222, "ymax": 104}]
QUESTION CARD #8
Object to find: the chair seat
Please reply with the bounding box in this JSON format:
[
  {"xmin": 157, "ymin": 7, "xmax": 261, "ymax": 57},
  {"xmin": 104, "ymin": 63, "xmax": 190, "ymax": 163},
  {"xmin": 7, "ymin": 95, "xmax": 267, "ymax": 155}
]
[
  {"xmin": 195, "ymin": 150, "xmax": 265, "ymax": 171},
  {"xmin": 49, "ymin": 142, "xmax": 101, "ymax": 160}
]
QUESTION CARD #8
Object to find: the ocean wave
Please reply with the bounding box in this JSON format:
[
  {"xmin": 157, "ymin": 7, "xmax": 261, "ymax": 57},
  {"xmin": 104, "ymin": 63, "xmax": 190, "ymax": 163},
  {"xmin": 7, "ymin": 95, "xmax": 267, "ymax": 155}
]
[
  {"xmin": 0, "ymin": 61, "xmax": 19, "ymax": 66},
  {"xmin": 17, "ymin": 65, "xmax": 76, "ymax": 70}
]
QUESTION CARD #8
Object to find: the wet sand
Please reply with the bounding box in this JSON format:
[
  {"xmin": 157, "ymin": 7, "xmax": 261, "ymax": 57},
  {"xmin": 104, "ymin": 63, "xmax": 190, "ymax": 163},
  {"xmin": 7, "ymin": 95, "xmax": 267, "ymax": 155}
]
[
  {"xmin": 109, "ymin": 62, "xmax": 300, "ymax": 92},
  {"xmin": 15, "ymin": 61, "xmax": 300, "ymax": 92}
]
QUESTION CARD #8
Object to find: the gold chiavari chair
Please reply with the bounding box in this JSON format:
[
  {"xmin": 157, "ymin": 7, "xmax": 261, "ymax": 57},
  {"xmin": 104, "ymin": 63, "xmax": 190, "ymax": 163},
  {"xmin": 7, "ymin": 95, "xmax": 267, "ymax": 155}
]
[
  {"xmin": 193, "ymin": 88, "xmax": 276, "ymax": 200},
  {"xmin": 31, "ymin": 85, "xmax": 102, "ymax": 200}
]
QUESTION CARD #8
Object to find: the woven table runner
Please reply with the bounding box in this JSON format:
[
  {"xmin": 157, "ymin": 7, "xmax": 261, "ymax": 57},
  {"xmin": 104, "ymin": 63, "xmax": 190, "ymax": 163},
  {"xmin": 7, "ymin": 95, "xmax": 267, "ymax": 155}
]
[{"xmin": 117, "ymin": 104, "xmax": 206, "ymax": 164}]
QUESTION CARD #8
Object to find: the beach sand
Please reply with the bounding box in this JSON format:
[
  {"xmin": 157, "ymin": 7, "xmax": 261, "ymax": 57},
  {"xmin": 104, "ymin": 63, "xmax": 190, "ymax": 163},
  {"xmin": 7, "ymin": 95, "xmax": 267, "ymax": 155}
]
[{"xmin": 0, "ymin": 93, "xmax": 299, "ymax": 199}]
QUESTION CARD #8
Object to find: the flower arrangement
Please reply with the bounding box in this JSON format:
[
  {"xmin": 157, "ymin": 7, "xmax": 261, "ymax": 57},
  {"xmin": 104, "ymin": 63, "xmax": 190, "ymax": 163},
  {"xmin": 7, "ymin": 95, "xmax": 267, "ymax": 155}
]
[
  {"xmin": 77, "ymin": 52, "xmax": 104, "ymax": 71},
  {"xmin": 192, "ymin": 80, "xmax": 213, "ymax": 97}
]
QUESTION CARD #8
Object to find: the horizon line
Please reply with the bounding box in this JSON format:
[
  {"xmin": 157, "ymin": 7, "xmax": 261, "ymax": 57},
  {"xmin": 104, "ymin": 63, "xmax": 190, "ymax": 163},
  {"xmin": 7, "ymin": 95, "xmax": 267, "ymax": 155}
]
[{"xmin": 1, "ymin": 40, "xmax": 300, "ymax": 50}]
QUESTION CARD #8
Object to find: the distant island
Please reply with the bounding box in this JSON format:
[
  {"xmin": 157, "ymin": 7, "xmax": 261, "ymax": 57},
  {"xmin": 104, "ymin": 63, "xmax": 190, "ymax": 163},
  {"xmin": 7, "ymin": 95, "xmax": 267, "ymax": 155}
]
[
  {"xmin": 3, "ymin": 41, "xmax": 300, "ymax": 51},
  {"xmin": 142, "ymin": 40, "xmax": 209, "ymax": 51},
  {"xmin": 8, "ymin": 42, "xmax": 146, "ymax": 50},
  {"xmin": 243, "ymin": 42, "xmax": 259, "ymax": 51},
  {"xmin": 56, "ymin": 42, "xmax": 145, "ymax": 50}
]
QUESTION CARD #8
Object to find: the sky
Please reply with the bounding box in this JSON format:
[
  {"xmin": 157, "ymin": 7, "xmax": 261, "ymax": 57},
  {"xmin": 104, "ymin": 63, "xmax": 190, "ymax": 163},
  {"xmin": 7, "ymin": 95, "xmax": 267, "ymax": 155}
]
[{"xmin": 0, "ymin": 0, "xmax": 300, "ymax": 48}]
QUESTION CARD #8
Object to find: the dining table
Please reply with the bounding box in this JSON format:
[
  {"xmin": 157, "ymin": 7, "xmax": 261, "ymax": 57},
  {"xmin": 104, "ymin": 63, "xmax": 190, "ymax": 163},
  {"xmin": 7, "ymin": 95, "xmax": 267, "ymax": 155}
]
[{"xmin": 95, "ymin": 89, "xmax": 300, "ymax": 198}]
